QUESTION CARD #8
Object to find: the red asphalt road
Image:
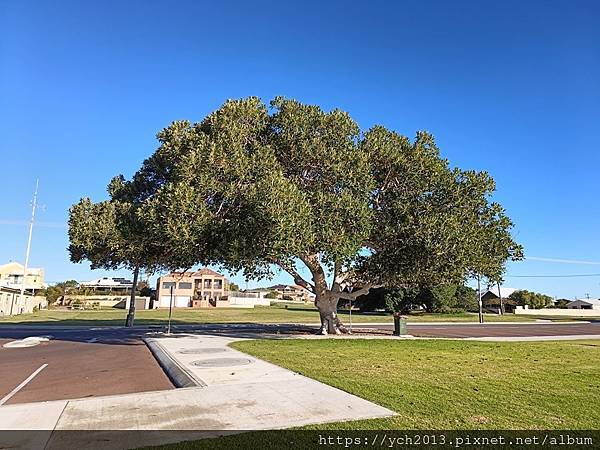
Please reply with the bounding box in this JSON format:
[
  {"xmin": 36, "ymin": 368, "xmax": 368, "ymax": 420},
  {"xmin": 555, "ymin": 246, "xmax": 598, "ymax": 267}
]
[
  {"xmin": 406, "ymin": 322, "xmax": 600, "ymax": 338},
  {"xmin": 0, "ymin": 338, "xmax": 173, "ymax": 405}
]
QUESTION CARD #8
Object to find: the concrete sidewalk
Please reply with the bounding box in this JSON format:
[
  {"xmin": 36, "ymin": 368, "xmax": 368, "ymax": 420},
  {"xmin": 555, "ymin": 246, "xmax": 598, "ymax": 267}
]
[{"xmin": 0, "ymin": 333, "xmax": 395, "ymax": 450}]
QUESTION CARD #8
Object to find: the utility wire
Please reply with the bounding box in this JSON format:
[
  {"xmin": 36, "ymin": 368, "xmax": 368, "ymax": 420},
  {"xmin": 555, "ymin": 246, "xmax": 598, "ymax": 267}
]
[
  {"xmin": 525, "ymin": 256, "xmax": 600, "ymax": 265},
  {"xmin": 506, "ymin": 273, "xmax": 600, "ymax": 278}
]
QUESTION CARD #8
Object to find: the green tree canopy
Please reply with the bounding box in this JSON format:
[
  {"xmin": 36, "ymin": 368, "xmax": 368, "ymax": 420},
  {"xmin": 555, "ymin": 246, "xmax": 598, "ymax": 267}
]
[
  {"xmin": 68, "ymin": 193, "xmax": 164, "ymax": 325},
  {"xmin": 76, "ymin": 97, "xmax": 522, "ymax": 334},
  {"xmin": 509, "ymin": 290, "xmax": 554, "ymax": 309},
  {"xmin": 43, "ymin": 280, "xmax": 79, "ymax": 304}
]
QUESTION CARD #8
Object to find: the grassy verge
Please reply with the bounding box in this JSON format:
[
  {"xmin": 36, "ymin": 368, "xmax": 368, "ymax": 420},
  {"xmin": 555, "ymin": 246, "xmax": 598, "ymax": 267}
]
[
  {"xmin": 0, "ymin": 306, "xmax": 543, "ymax": 326},
  {"xmin": 231, "ymin": 339, "xmax": 600, "ymax": 430},
  {"xmin": 148, "ymin": 339, "xmax": 600, "ymax": 449}
]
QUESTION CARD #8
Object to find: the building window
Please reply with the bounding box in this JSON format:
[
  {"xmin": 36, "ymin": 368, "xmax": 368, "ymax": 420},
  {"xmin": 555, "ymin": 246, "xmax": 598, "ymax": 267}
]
[
  {"xmin": 214, "ymin": 280, "xmax": 223, "ymax": 290},
  {"xmin": 162, "ymin": 282, "xmax": 176, "ymax": 289},
  {"xmin": 203, "ymin": 279, "xmax": 212, "ymax": 288},
  {"xmin": 179, "ymin": 282, "xmax": 192, "ymax": 290}
]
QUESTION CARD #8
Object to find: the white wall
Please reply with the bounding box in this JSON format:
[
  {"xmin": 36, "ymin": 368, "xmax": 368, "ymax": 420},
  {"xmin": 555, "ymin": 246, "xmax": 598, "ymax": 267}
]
[
  {"xmin": 228, "ymin": 296, "xmax": 271, "ymax": 308},
  {"xmin": 515, "ymin": 306, "xmax": 600, "ymax": 317},
  {"xmin": 0, "ymin": 292, "xmax": 47, "ymax": 316}
]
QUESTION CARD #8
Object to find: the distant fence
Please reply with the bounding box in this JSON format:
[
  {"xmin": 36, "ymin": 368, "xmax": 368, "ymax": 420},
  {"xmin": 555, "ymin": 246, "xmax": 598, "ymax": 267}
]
[
  {"xmin": 227, "ymin": 295, "xmax": 271, "ymax": 308},
  {"xmin": 514, "ymin": 306, "xmax": 600, "ymax": 317},
  {"xmin": 224, "ymin": 291, "xmax": 264, "ymax": 298}
]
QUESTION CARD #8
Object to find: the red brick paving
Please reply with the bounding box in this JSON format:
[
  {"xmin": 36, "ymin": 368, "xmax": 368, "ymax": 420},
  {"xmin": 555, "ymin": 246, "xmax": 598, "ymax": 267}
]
[{"xmin": 0, "ymin": 338, "xmax": 173, "ymax": 405}]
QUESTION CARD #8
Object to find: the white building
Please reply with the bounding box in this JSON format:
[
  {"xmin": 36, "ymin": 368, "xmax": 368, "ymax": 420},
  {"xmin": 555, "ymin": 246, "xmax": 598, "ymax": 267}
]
[
  {"xmin": 0, "ymin": 261, "xmax": 46, "ymax": 292},
  {"xmin": 0, "ymin": 285, "xmax": 47, "ymax": 316},
  {"xmin": 80, "ymin": 277, "xmax": 133, "ymax": 292}
]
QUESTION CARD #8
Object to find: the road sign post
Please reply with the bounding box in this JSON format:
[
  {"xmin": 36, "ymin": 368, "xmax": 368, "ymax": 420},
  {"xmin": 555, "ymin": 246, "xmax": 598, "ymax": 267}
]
[{"xmin": 167, "ymin": 285, "xmax": 174, "ymax": 334}]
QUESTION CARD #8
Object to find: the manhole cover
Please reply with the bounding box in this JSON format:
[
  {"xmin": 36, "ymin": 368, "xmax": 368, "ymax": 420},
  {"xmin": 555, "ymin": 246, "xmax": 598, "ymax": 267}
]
[
  {"xmin": 178, "ymin": 348, "xmax": 227, "ymax": 355},
  {"xmin": 190, "ymin": 358, "xmax": 253, "ymax": 367}
]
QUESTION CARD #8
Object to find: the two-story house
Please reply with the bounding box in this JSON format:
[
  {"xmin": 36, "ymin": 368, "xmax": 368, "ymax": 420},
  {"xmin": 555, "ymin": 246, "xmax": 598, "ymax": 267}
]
[{"xmin": 155, "ymin": 268, "xmax": 228, "ymax": 308}]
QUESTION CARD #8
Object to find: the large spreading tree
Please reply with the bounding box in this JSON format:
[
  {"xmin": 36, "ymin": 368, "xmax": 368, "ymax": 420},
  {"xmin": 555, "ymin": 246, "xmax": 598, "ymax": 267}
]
[{"xmin": 69, "ymin": 97, "xmax": 522, "ymax": 333}]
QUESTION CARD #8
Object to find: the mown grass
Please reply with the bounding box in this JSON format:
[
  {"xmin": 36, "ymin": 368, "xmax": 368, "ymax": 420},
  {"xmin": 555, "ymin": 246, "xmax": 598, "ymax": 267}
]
[
  {"xmin": 231, "ymin": 339, "xmax": 600, "ymax": 430},
  {"xmin": 147, "ymin": 339, "xmax": 600, "ymax": 449},
  {"xmin": 0, "ymin": 305, "xmax": 542, "ymax": 326}
]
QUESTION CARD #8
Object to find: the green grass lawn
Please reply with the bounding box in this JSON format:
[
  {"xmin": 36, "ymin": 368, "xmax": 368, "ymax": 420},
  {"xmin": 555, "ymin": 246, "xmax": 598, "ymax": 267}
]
[
  {"xmin": 148, "ymin": 339, "xmax": 600, "ymax": 449},
  {"xmin": 231, "ymin": 339, "xmax": 600, "ymax": 430},
  {"xmin": 0, "ymin": 305, "xmax": 542, "ymax": 326}
]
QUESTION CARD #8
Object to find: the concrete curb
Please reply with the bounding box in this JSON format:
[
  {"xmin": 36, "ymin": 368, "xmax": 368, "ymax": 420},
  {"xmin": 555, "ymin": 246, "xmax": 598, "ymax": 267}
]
[{"xmin": 143, "ymin": 337, "xmax": 206, "ymax": 388}]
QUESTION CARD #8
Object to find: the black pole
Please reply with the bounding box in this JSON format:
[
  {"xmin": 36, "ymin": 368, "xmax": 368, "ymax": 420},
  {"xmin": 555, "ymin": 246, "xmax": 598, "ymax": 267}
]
[{"xmin": 125, "ymin": 266, "xmax": 139, "ymax": 327}]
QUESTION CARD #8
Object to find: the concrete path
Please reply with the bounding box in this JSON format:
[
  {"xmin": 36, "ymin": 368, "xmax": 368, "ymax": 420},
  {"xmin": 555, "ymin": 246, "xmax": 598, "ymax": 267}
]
[{"xmin": 0, "ymin": 333, "xmax": 395, "ymax": 450}]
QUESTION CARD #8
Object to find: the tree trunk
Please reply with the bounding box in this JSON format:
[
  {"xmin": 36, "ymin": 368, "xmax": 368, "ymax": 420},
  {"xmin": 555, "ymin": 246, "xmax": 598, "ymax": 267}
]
[
  {"xmin": 315, "ymin": 293, "xmax": 346, "ymax": 335},
  {"xmin": 125, "ymin": 266, "xmax": 139, "ymax": 327}
]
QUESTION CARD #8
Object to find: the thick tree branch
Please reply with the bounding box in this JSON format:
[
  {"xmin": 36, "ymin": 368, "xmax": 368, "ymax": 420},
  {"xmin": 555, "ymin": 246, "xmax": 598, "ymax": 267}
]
[
  {"xmin": 270, "ymin": 258, "xmax": 315, "ymax": 293},
  {"xmin": 299, "ymin": 254, "xmax": 328, "ymax": 295},
  {"xmin": 334, "ymin": 284, "xmax": 383, "ymax": 300},
  {"xmin": 331, "ymin": 260, "xmax": 349, "ymax": 293}
]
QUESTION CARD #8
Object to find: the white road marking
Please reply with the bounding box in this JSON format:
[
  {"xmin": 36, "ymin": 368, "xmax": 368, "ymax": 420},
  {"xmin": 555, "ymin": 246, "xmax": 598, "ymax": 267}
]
[
  {"xmin": 3, "ymin": 336, "xmax": 52, "ymax": 348},
  {"xmin": 0, "ymin": 364, "xmax": 48, "ymax": 406}
]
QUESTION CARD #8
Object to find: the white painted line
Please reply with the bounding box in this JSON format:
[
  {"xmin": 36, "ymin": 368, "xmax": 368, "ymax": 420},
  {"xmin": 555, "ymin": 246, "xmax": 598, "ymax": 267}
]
[{"xmin": 0, "ymin": 364, "xmax": 48, "ymax": 406}]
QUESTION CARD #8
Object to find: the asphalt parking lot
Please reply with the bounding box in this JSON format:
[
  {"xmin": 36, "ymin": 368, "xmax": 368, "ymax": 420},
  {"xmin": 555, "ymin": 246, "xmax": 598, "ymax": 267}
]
[{"xmin": 0, "ymin": 335, "xmax": 173, "ymax": 405}]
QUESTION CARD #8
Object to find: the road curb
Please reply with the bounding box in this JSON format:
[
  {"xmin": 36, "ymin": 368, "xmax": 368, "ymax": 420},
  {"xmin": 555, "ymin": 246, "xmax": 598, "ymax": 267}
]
[{"xmin": 143, "ymin": 337, "xmax": 207, "ymax": 388}]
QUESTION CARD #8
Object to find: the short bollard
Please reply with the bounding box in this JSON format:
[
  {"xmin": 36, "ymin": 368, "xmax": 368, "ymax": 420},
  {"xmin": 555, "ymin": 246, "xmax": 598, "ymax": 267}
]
[{"xmin": 393, "ymin": 313, "xmax": 407, "ymax": 336}]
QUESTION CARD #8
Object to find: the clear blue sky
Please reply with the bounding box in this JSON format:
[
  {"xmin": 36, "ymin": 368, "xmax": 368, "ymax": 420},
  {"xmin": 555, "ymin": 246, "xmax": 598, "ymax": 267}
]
[{"xmin": 1, "ymin": 0, "xmax": 599, "ymax": 299}]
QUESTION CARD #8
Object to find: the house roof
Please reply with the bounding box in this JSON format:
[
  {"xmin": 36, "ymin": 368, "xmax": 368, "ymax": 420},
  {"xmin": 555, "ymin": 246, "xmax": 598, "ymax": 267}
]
[
  {"xmin": 195, "ymin": 268, "xmax": 223, "ymax": 277},
  {"xmin": 570, "ymin": 298, "xmax": 600, "ymax": 305},
  {"xmin": 482, "ymin": 287, "xmax": 518, "ymax": 299},
  {"xmin": 267, "ymin": 284, "xmax": 300, "ymax": 291},
  {"xmin": 165, "ymin": 268, "xmax": 226, "ymax": 279},
  {"xmin": 0, "ymin": 262, "xmax": 44, "ymax": 276},
  {"xmin": 81, "ymin": 277, "xmax": 133, "ymax": 288},
  {"xmin": 292, "ymin": 284, "xmax": 315, "ymax": 294}
]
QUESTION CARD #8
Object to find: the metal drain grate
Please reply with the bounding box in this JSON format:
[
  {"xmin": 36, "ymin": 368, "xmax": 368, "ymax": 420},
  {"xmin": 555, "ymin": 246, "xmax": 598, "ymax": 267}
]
[{"xmin": 190, "ymin": 357, "xmax": 253, "ymax": 367}]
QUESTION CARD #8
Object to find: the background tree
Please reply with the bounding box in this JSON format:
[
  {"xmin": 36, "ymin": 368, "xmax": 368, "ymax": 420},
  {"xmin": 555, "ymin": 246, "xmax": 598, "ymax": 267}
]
[
  {"xmin": 379, "ymin": 284, "xmax": 478, "ymax": 314},
  {"xmin": 137, "ymin": 280, "xmax": 153, "ymax": 298},
  {"xmin": 68, "ymin": 193, "xmax": 162, "ymax": 326},
  {"xmin": 43, "ymin": 280, "xmax": 79, "ymax": 304},
  {"xmin": 453, "ymin": 284, "xmax": 478, "ymax": 312},
  {"xmin": 98, "ymin": 97, "xmax": 522, "ymax": 334},
  {"xmin": 354, "ymin": 287, "xmax": 386, "ymax": 312},
  {"xmin": 384, "ymin": 287, "xmax": 421, "ymax": 314},
  {"xmin": 509, "ymin": 290, "xmax": 553, "ymax": 309}
]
